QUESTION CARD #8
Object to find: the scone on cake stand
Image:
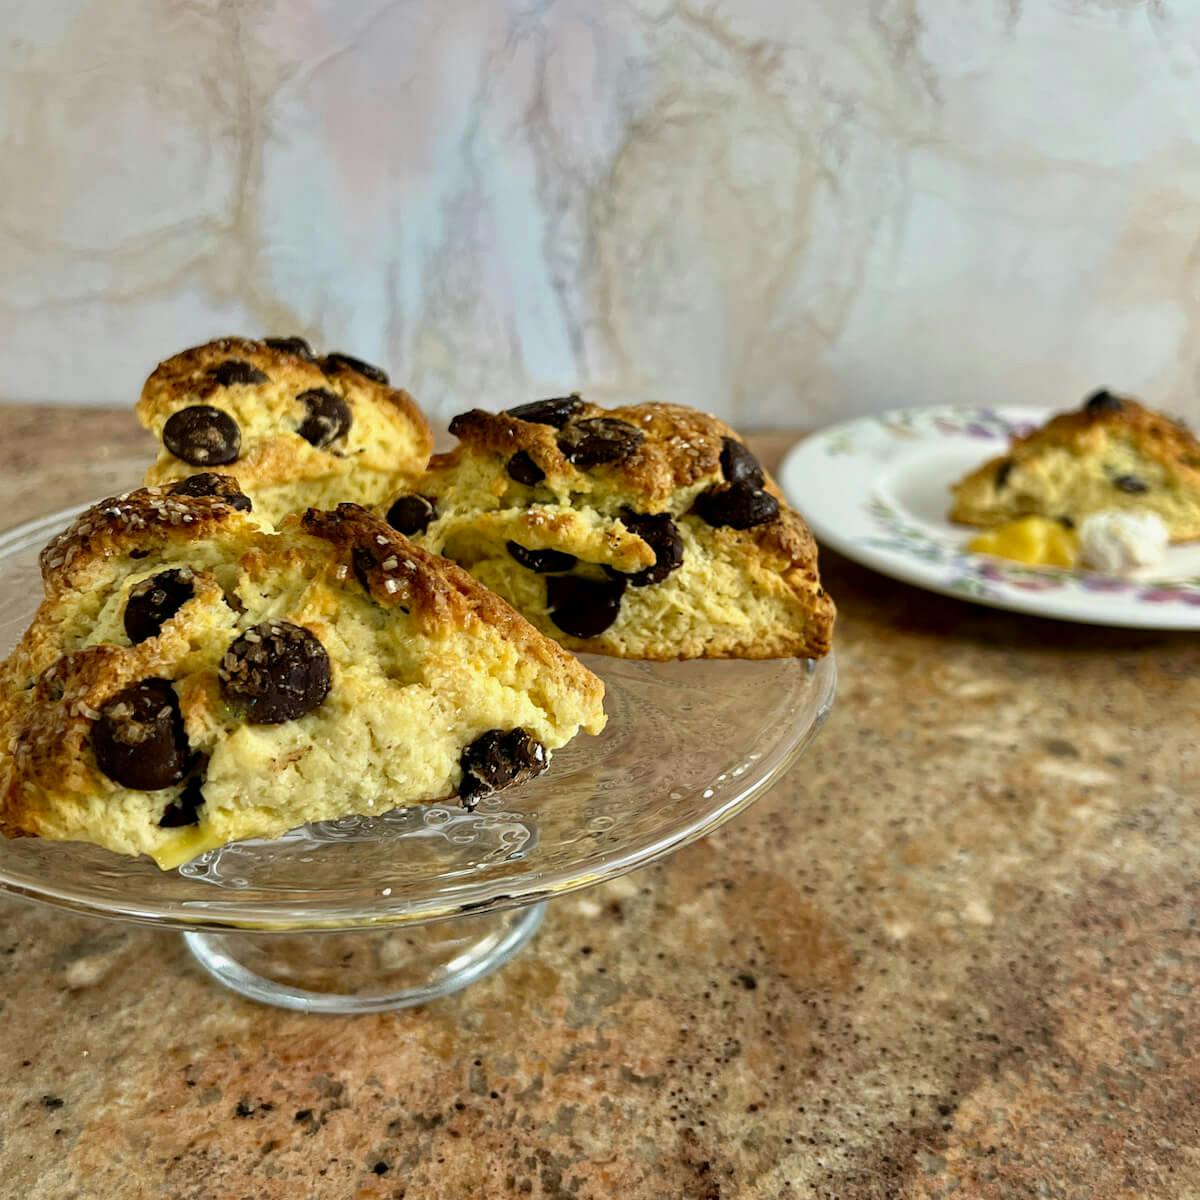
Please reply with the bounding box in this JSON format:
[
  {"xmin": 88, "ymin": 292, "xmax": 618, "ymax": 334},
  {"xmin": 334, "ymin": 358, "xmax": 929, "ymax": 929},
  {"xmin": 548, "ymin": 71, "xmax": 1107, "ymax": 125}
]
[
  {"xmin": 138, "ymin": 337, "xmax": 432, "ymax": 526},
  {"xmin": 0, "ymin": 393, "xmax": 836, "ymax": 1012}
]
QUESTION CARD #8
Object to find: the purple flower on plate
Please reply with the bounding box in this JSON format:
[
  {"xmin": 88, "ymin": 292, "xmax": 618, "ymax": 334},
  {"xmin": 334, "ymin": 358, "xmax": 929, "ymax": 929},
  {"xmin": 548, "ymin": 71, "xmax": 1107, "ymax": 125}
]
[
  {"xmin": 1078, "ymin": 575, "xmax": 1132, "ymax": 593},
  {"xmin": 1137, "ymin": 587, "xmax": 1200, "ymax": 604}
]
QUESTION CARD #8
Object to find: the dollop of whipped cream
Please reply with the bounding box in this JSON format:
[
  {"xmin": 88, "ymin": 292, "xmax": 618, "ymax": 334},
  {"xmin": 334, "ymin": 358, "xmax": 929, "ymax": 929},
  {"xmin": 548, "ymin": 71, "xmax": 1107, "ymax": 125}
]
[{"xmin": 1078, "ymin": 510, "xmax": 1168, "ymax": 573}]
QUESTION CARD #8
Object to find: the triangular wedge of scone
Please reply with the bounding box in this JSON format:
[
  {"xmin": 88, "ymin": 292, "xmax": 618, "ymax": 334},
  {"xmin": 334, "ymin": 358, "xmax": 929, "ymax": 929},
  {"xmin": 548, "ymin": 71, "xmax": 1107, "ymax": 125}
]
[
  {"xmin": 951, "ymin": 389, "xmax": 1200, "ymax": 540},
  {"xmin": 138, "ymin": 336, "xmax": 433, "ymax": 526},
  {"xmin": 0, "ymin": 480, "xmax": 604, "ymax": 870},
  {"xmin": 379, "ymin": 397, "xmax": 835, "ymax": 660}
]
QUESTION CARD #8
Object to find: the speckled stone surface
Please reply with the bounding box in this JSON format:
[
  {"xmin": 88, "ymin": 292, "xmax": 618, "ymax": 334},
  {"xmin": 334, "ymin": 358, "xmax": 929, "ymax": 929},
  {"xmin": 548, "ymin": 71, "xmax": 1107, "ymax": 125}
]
[{"xmin": 1, "ymin": 407, "xmax": 1198, "ymax": 1199}]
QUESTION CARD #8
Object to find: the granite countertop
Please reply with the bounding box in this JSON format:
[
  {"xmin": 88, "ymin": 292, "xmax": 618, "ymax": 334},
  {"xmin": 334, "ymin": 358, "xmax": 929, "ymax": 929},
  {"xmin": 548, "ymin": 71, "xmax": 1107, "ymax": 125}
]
[{"xmin": 1, "ymin": 406, "xmax": 1197, "ymax": 1200}]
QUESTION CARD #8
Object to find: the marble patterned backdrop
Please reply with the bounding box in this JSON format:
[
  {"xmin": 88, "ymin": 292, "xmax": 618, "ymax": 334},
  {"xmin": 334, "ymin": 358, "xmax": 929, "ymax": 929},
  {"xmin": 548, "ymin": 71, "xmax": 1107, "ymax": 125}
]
[{"xmin": 3, "ymin": 0, "xmax": 1199, "ymax": 426}]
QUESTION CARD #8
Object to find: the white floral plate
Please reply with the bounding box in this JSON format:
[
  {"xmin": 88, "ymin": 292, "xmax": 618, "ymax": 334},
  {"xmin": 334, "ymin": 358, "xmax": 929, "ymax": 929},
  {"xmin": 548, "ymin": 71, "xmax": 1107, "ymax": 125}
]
[{"xmin": 778, "ymin": 405, "xmax": 1200, "ymax": 629}]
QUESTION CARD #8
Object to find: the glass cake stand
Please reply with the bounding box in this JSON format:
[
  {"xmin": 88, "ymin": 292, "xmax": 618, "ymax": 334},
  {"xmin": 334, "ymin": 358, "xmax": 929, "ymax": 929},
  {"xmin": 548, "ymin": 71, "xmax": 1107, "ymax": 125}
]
[{"xmin": 0, "ymin": 495, "xmax": 836, "ymax": 1013}]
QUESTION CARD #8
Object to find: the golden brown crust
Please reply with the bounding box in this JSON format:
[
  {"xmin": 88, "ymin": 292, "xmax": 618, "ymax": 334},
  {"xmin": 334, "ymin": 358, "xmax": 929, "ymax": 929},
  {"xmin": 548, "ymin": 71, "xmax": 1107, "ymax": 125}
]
[
  {"xmin": 440, "ymin": 401, "xmax": 729, "ymax": 506},
  {"xmin": 970, "ymin": 395, "xmax": 1200, "ymax": 483},
  {"xmin": 137, "ymin": 337, "xmax": 433, "ymax": 523},
  {"xmin": 408, "ymin": 400, "xmax": 835, "ymax": 660},
  {"xmin": 40, "ymin": 484, "xmax": 254, "ymax": 595},
  {"xmin": 438, "ymin": 402, "xmax": 812, "ymax": 557},
  {"xmin": 141, "ymin": 337, "xmax": 431, "ymax": 449}
]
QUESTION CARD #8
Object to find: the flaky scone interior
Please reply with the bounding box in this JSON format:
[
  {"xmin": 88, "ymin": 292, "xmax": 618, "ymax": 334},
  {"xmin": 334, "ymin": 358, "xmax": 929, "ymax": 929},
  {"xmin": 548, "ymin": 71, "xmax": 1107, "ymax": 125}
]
[{"xmin": 379, "ymin": 396, "xmax": 835, "ymax": 660}]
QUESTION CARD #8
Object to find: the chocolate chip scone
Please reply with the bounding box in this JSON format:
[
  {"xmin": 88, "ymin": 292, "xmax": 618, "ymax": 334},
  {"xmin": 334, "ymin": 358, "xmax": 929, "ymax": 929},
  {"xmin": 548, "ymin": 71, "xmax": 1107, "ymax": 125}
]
[
  {"xmin": 950, "ymin": 390, "xmax": 1200, "ymax": 540},
  {"xmin": 138, "ymin": 336, "xmax": 433, "ymax": 526},
  {"xmin": 0, "ymin": 480, "xmax": 605, "ymax": 869},
  {"xmin": 380, "ymin": 397, "xmax": 834, "ymax": 660}
]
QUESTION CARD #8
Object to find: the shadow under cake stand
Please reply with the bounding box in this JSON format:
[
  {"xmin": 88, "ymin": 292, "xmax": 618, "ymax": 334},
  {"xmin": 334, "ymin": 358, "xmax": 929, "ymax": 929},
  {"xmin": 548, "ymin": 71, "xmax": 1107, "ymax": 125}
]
[{"xmin": 0, "ymin": 500, "xmax": 836, "ymax": 1014}]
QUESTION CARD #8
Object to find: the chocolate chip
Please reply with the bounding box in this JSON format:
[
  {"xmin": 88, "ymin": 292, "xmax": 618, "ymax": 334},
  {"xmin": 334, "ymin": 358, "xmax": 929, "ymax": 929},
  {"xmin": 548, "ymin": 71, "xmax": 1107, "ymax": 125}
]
[
  {"xmin": 545, "ymin": 575, "xmax": 626, "ymax": 638},
  {"xmin": 296, "ymin": 388, "xmax": 352, "ymax": 448},
  {"xmin": 607, "ymin": 510, "xmax": 684, "ymax": 587},
  {"xmin": 995, "ymin": 459, "xmax": 1013, "ymax": 488},
  {"xmin": 92, "ymin": 679, "xmax": 190, "ymax": 791},
  {"xmin": 505, "ymin": 396, "xmax": 584, "ymax": 428},
  {"xmin": 506, "ymin": 450, "xmax": 545, "ymax": 486},
  {"xmin": 1085, "ymin": 389, "xmax": 1123, "ymax": 414},
  {"xmin": 1057, "ymin": 515, "xmax": 1075, "ymax": 529},
  {"xmin": 1113, "ymin": 473, "xmax": 1148, "ymax": 494},
  {"xmin": 163, "ymin": 406, "xmax": 241, "ymax": 466},
  {"xmin": 557, "ymin": 418, "xmax": 644, "ymax": 468},
  {"xmin": 210, "ymin": 359, "xmax": 267, "ymax": 387},
  {"xmin": 720, "ymin": 438, "xmax": 764, "ymax": 487},
  {"xmin": 506, "ymin": 541, "xmax": 577, "ymax": 573},
  {"xmin": 447, "ymin": 412, "xmax": 474, "ymax": 439},
  {"xmin": 351, "ymin": 547, "xmax": 376, "ymax": 596},
  {"xmin": 158, "ymin": 764, "xmax": 206, "ymax": 828},
  {"xmin": 459, "ymin": 728, "xmax": 548, "ymax": 809},
  {"xmin": 385, "ymin": 494, "xmax": 437, "ymax": 536},
  {"xmin": 322, "ymin": 353, "xmax": 388, "ymax": 384},
  {"xmin": 219, "ymin": 622, "xmax": 331, "ymax": 725},
  {"xmin": 167, "ymin": 473, "xmax": 252, "ymax": 512},
  {"xmin": 693, "ymin": 481, "xmax": 780, "ymax": 530},
  {"xmin": 263, "ymin": 336, "xmax": 316, "ymax": 360},
  {"xmin": 124, "ymin": 568, "xmax": 195, "ymax": 644}
]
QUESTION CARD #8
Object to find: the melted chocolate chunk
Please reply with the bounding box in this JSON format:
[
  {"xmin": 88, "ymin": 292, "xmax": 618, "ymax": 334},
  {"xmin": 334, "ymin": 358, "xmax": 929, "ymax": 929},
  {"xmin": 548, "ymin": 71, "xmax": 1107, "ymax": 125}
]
[
  {"xmin": 322, "ymin": 353, "xmax": 388, "ymax": 384},
  {"xmin": 506, "ymin": 541, "xmax": 578, "ymax": 573},
  {"xmin": 506, "ymin": 396, "xmax": 584, "ymax": 429},
  {"xmin": 506, "ymin": 450, "xmax": 546, "ymax": 486},
  {"xmin": 994, "ymin": 459, "xmax": 1013, "ymax": 489},
  {"xmin": 124, "ymin": 568, "xmax": 195, "ymax": 644},
  {"xmin": 720, "ymin": 438, "xmax": 765, "ymax": 487},
  {"xmin": 210, "ymin": 359, "xmax": 267, "ymax": 387},
  {"xmin": 385, "ymin": 494, "xmax": 437, "ymax": 536},
  {"xmin": 546, "ymin": 574, "xmax": 626, "ymax": 638},
  {"xmin": 557, "ymin": 418, "xmax": 644, "ymax": 469},
  {"xmin": 607, "ymin": 510, "xmax": 684, "ymax": 587},
  {"xmin": 692, "ymin": 481, "xmax": 780, "ymax": 530},
  {"xmin": 92, "ymin": 679, "xmax": 190, "ymax": 791},
  {"xmin": 158, "ymin": 761, "xmax": 207, "ymax": 828},
  {"xmin": 1113, "ymin": 473, "xmax": 1149, "ymax": 494},
  {"xmin": 296, "ymin": 388, "xmax": 352, "ymax": 448},
  {"xmin": 1085, "ymin": 389, "xmax": 1123, "ymax": 415},
  {"xmin": 167, "ymin": 473, "xmax": 252, "ymax": 512},
  {"xmin": 162, "ymin": 406, "xmax": 241, "ymax": 467},
  {"xmin": 219, "ymin": 621, "xmax": 331, "ymax": 724},
  {"xmin": 458, "ymin": 728, "xmax": 548, "ymax": 809},
  {"xmin": 263, "ymin": 336, "xmax": 316, "ymax": 360},
  {"xmin": 447, "ymin": 412, "xmax": 474, "ymax": 439}
]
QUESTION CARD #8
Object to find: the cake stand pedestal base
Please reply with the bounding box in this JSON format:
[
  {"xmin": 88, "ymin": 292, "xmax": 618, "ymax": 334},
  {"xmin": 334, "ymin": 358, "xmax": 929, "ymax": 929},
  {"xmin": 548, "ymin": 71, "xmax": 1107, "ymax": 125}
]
[{"xmin": 183, "ymin": 902, "xmax": 546, "ymax": 1013}]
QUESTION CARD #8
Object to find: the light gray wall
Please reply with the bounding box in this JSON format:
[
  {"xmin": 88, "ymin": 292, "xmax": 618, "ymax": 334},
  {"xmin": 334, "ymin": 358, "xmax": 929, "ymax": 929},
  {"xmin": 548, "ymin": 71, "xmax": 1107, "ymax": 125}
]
[{"xmin": 3, "ymin": 1, "xmax": 1199, "ymax": 425}]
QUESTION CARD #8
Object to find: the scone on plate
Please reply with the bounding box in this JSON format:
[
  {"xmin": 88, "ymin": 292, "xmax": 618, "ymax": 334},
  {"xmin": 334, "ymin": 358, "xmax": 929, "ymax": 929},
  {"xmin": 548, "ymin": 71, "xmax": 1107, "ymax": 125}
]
[
  {"xmin": 138, "ymin": 336, "xmax": 433, "ymax": 525},
  {"xmin": 951, "ymin": 390, "xmax": 1200, "ymax": 540},
  {"xmin": 0, "ymin": 481, "xmax": 605, "ymax": 869},
  {"xmin": 379, "ymin": 396, "xmax": 835, "ymax": 660}
]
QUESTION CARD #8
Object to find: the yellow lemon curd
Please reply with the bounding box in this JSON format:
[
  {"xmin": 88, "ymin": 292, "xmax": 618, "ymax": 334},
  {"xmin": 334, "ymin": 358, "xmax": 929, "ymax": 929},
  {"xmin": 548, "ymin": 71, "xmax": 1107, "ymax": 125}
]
[{"xmin": 967, "ymin": 516, "xmax": 1079, "ymax": 568}]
